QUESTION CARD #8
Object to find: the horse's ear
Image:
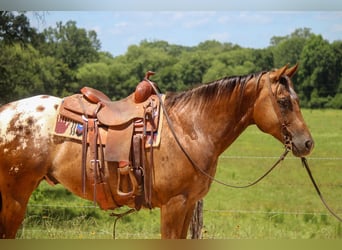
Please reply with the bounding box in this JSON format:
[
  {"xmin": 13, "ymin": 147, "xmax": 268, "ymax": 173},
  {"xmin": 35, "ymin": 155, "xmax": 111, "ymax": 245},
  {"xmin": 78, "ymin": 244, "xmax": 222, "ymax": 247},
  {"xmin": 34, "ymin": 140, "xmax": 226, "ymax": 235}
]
[
  {"xmin": 270, "ymin": 64, "xmax": 288, "ymax": 82},
  {"xmin": 285, "ymin": 63, "xmax": 299, "ymax": 78}
]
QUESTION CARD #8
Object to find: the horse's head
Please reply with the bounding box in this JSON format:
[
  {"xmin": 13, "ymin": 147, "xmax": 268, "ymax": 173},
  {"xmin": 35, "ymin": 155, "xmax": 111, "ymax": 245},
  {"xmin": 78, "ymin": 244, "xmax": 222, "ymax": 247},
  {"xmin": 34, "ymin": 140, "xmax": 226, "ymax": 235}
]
[{"xmin": 253, "ymin": 64, "xmax": 314, "ymax": 157}]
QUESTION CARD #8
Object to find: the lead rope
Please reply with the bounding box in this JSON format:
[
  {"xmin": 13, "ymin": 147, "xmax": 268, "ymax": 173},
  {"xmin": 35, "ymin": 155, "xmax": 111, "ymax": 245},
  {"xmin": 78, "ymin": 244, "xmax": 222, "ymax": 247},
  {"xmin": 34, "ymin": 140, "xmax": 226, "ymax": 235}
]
[
  {"xmin": 301, "ymin": 157, "xmax": 342, "ymax": 222},
  {"xmin": 110, "ymin": 208, "xmax": 136, "ymax": 239}
]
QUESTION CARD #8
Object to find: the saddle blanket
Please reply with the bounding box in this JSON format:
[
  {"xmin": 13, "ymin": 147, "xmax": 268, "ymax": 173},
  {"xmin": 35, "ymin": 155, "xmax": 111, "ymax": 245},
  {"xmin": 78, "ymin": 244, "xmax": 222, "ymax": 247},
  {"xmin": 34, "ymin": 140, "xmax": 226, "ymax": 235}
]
[{"xmin": 51, "ymin": 99, "xmax": 164, "ymax": 148}]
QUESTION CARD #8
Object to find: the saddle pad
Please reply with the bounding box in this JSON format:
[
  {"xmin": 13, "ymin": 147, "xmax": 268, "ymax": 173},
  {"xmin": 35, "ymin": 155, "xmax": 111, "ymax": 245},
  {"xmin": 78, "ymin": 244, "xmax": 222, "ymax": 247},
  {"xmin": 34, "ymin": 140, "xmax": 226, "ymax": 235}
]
[
  {"xmin": 51, "ymin": 101, "xmax": 107, "ymax": 144},
  {"xmin": 141, "ymin": 94, "xmax": 165, "ymax": 148},
  {"xmin": 144, "ymin": 101, "xmax": 164, "ymax": 148},
  {"xmin": 52, "ymin": 114, "xmax": 108, "ymax": 144}
]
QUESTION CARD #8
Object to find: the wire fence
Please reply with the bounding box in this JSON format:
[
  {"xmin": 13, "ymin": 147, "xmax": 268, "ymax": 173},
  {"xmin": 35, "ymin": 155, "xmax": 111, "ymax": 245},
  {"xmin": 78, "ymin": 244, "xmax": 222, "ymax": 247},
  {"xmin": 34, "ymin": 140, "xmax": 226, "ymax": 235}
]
[
  {"xmin": 19, "ymin": 155, "xmax": 342, "ymax": 239},
  {"xmin": 26, "ymin": 204, "xmax": 337, "ymax": 215},
  {"xmin": 21, "ymin": 203, "xmax": 341, "ymax": 239},
  {"xmin": 221, "ymin": 156, "xmax": 342, "ymax": 160}
]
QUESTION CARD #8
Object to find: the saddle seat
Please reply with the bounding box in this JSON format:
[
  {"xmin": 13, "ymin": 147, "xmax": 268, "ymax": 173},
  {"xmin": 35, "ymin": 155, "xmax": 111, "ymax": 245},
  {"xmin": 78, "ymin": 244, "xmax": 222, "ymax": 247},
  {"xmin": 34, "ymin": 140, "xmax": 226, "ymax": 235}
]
[
  {"xmin": 97, "ymin": 93, "xmax": 149, "ymax": 127},
  {"xmin": 61, "ymin": 86, "xmax": 157, "ymax": 127},
  {"xmin": 79, "ymin": 86, "xmax": 145, "ymax": 126}
]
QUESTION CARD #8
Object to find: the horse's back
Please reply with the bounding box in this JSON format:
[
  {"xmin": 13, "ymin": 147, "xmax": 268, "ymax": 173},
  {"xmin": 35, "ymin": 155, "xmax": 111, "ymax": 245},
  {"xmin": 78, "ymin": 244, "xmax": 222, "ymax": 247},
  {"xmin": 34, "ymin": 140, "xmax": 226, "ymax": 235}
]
[
  {"xmin": 0, "ymin": 94, "xmax": 61, "ymax": 117},
  {"xmin": 0, "ymin": 95, "xmax": 61, "ymax": 136},
  {"xmin": 0, "ymin": 95, "xmax": 61, "ymax": 162}
]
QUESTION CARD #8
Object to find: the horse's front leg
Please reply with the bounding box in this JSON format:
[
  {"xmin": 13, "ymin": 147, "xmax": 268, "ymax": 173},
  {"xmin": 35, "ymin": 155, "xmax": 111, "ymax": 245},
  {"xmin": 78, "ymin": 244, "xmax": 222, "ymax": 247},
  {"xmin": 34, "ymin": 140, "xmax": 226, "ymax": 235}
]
[{"xmin": 160, "ymin": 194, "xmax": 196, "ymax": 239}]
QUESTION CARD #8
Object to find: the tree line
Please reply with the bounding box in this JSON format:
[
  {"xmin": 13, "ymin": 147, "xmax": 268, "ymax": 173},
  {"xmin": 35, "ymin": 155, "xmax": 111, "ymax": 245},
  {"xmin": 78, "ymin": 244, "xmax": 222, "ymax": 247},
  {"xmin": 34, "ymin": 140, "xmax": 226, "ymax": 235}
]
[{"xmin": 1, "ymin": 11, "xmax": 341, "ymax": 108}]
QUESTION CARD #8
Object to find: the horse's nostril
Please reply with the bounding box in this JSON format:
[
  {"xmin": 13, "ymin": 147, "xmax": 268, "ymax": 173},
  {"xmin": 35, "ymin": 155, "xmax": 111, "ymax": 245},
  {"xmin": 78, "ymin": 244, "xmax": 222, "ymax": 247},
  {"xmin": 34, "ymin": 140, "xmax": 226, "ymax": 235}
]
[{"xmin": 305, "ymin": 140, "xmax": 313, "ymax": 150}]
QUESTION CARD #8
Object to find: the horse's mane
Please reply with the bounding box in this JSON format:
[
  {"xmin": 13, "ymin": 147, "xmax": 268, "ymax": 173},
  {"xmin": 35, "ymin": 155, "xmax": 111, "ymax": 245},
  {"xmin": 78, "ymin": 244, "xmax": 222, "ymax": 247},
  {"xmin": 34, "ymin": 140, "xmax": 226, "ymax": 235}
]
[{"xmin": 165, "ymin": 72, "xmax": 263, "ymax": 110}]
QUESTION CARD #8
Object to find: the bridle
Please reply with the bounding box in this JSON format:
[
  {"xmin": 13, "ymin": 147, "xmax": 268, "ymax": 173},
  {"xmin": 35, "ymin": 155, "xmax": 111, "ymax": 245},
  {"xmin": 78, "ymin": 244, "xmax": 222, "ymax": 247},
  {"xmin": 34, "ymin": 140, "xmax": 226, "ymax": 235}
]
[
  {"xmin": 145, "ymin": 73, "xmax": 342, "ymax": 222},
  {"xmin": 266, "ymin": 73, "xmax": 293, "ymax": 152}
]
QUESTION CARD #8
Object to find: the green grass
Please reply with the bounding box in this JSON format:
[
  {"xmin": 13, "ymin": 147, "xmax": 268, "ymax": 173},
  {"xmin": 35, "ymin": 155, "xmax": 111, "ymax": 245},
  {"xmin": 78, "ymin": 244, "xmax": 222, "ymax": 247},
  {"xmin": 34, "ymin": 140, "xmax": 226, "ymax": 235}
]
[{"xmin": 18, "ymin": 109, "xmax": 342, "ymax": 239}]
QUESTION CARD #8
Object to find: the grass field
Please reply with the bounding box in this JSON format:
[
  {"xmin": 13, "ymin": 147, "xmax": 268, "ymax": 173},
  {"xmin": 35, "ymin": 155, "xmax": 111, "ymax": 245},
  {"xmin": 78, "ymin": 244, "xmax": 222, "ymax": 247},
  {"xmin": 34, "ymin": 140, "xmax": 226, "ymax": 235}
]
[{"xmin": 17, "ymin": 109, "xmax": 342, "ymax": 239}]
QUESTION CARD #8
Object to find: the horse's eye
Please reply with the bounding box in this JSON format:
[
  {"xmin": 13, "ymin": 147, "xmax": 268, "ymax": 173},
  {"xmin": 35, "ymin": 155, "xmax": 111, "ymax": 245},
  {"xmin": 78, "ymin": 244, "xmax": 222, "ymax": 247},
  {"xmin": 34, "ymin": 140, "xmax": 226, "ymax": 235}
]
[{"xmin": 277, "ymin": 98, "xmax": 292, "ymax": 110}]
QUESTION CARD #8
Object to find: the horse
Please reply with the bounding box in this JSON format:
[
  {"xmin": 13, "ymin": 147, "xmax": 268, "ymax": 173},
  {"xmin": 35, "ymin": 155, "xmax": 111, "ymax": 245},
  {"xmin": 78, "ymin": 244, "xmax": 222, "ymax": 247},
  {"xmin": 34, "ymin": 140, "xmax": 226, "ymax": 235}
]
[{"xmin": 0, "ymin": 64, "xmax": 314, "ymax": 239}]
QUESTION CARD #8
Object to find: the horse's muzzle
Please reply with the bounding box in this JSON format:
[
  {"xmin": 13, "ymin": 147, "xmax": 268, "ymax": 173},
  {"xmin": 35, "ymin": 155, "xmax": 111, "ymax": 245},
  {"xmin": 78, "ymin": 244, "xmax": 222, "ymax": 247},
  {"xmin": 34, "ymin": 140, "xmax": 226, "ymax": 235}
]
[{"xmin": 291, "ymin": 136, "xmax": 314, "ymax": 157}]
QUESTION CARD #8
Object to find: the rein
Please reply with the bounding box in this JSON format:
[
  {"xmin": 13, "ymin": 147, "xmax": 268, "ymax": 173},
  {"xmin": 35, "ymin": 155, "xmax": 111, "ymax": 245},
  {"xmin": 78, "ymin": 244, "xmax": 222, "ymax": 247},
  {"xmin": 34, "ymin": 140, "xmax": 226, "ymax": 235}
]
[{"xmin": 145, "ymin": 75, "xmax": 342, "ymax": 222}]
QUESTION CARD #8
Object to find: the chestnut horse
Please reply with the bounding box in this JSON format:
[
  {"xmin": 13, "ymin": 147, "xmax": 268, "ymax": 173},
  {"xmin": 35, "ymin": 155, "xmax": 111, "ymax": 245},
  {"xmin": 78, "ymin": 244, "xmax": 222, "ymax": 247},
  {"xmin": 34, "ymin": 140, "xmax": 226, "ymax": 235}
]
[{"xmin": 0, "ymin": 65, "xmax": 314, "ymax": 239}]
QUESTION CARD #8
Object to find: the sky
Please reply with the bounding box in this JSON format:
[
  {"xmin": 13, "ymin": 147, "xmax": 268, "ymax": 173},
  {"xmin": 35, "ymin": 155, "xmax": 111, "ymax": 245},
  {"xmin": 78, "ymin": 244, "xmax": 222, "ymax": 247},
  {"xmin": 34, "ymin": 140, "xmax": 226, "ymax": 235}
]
[{"xmin": 26, "ymin": 11, "xmax": 342, "ymax": 57}]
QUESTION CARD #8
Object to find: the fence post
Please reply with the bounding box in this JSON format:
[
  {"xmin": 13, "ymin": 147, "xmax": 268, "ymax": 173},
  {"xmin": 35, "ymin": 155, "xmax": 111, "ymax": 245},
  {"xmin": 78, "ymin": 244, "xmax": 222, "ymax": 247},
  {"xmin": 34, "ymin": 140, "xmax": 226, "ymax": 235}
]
[{"xmin": 190, "ymin": 199, "xmax": 203, "ymax": 239}]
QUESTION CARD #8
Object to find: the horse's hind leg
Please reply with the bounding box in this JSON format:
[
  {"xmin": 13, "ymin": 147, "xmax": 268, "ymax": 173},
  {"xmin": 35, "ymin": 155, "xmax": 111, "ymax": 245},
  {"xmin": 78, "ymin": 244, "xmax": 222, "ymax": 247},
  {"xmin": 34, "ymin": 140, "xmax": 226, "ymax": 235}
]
[
  {"xmin": 0, "ymin": 174, "xmax": 40, "ymax": 239},
  {"xmin": 0, "ymin": 191, "xmax": 26, "ymax": 238},
  {"xmin": 160, "ymin": 195, "xmax": 196, "ymax": 239}
]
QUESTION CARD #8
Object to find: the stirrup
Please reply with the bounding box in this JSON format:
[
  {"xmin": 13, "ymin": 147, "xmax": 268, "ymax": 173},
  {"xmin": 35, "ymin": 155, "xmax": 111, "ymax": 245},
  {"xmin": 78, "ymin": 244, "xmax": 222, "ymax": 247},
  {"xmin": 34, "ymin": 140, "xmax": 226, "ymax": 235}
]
[{"xmin": 115, "ymin": 162, "xmax": 138, "ymax": 203}]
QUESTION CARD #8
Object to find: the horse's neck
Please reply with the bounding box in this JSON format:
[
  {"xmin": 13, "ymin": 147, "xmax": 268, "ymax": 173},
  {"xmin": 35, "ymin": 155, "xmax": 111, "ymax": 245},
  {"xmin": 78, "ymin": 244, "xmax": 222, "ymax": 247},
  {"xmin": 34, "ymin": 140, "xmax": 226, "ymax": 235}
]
[{"xmin": 169, "ymin": 81, "xmax": 256, "ymax": 157}]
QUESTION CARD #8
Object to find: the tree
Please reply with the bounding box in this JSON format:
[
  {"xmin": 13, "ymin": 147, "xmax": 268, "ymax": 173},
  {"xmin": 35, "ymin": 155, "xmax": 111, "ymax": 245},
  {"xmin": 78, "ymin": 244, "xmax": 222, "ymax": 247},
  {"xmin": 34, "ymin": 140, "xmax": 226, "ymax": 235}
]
[
  {"xmin": 176, "ymin": 51, "xmax": 211, "ymax": 86},
  {"xmin": 270, "ymin": 27, "xmax": 312, "ymax": 47},
  {"xmin": 76, "ymin": 62, "xmax": 111, "ymax": 94},
  {"xmin": 39, "ymin": 21, "xmax": 100, "ymax": 70},
  {"xmin": 108, "ymin": 55, "xmax": 140, "ymax": 99},
  {"xmin": 297, "ymin": 35, "xmax": 338, "ymax": 108},
  {"xmin": 202, "ymin": 59, "xmax": 229, "ymax": 83},
  {"xmin": 202, "ymin": 47, "xmax": 259, "ymax": 83},
  {"xmin": 1, "ymin": 16, "xmax": 341, "ymax": 110},
  {"xmin": 0, "ymin": 44, "xmax": 17, "ymax": 103},
  {"xmin": 0, "ymin": 11, "xmax": 38, "ymax": 46},
  {"xmin": 331, "ymin": 40, "xmax": 342, "ymax": 94},
  {"xmin": 0, "ymin": 42, "xmax": 75, "ymax": 103},
  {"xmin": 252, "ymin": 48, "xmax": 274, "ymax": 72},
  {"xmin": 0, "ymin": 12, "xmax": 75, "ymax": 103},
  {"xmin": 270, "ymin": 28, "xmax": 314, "ymax": 68}
]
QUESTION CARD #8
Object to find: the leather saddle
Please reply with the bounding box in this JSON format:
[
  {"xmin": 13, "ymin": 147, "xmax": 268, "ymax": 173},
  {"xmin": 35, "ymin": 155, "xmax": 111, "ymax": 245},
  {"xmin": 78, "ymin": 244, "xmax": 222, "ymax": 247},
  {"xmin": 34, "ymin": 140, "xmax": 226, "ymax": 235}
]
[
  {"xmin": 57, "ymin": 73, "xmax": 160, "ymax": 210},
  {"xmin": 60, "ymin": 88, "xmax": 155, "ymax": 127}
]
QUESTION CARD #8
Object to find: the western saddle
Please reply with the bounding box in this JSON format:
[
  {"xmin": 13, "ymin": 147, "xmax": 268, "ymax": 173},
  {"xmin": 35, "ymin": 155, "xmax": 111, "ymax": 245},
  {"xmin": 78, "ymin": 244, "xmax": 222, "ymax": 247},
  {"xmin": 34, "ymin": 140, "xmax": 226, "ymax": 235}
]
[{"xmin": 57, "ymin": 71, "xmax": 161, "ymax": 210}]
